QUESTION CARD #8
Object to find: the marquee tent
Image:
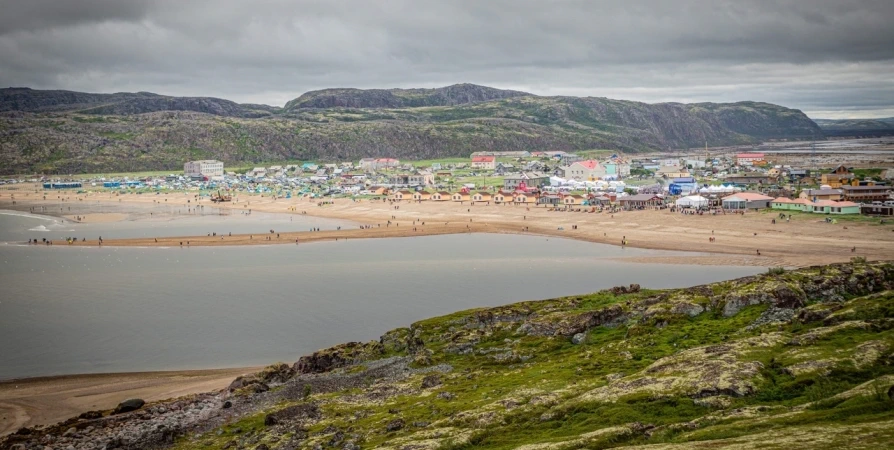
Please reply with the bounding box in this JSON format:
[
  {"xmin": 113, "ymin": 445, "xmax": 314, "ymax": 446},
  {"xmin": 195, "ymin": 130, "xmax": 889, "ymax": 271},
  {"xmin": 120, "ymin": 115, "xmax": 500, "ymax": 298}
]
[{"xmin": 675, "ymin": 195, "xmax": 709, "ymax": 208}]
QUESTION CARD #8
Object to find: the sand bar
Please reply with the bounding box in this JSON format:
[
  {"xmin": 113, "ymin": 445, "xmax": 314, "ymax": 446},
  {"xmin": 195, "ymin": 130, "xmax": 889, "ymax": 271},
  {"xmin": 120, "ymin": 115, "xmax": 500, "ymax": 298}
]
[{"xmin": 4, "ymin": 187, "xmax": 893, "ymax": 268}]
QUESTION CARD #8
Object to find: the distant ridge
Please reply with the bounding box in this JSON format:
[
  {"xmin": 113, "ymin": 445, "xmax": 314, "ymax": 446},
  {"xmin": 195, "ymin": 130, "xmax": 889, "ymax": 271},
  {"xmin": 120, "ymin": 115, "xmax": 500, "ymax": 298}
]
[
  {"xmin": 0, "ymin": 84, "xmax": 823, "ymax": 174},
  {"xmin": 283, "ymin": 83, "xmax": 533, "ymax": 110}
]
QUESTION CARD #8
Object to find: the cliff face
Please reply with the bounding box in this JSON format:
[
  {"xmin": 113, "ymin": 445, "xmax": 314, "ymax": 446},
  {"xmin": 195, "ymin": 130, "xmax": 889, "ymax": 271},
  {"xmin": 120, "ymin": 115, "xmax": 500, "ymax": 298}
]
[
  {"xmin": 3, "ymin": 261, "xmax": 893, "ymax": 449},
  {"xmin": 0, "ymin": 85, "xmax": 823, "ymax": 174}
]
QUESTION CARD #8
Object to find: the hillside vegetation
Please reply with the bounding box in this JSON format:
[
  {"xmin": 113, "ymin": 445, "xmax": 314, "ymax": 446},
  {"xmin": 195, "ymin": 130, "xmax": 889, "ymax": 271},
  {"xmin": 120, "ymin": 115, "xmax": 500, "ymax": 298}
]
[
  {"xmin": 4, "ymin": 261, "xmax": 893, "ymax": 449},
  {"xmin": 0, "ymin": 84, "xmax": 823, "ymax": 174}
]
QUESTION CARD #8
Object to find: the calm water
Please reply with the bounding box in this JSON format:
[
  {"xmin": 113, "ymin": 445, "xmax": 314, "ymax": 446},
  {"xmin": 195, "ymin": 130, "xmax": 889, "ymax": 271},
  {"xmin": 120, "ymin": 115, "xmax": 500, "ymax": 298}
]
[
  {"xmin": 0, "ymin": 208, "xmax": 351, "ymax": 242},
  {"xmin": 0, "ymin": 217, "xmax": 763, "ymax": 380}
]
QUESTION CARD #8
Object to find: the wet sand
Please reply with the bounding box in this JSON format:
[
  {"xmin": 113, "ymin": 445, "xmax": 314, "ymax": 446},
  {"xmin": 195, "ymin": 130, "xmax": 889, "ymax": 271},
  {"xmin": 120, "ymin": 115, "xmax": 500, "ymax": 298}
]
[
  {"xmin": 0, "ymin": 367, "xmax": 260, "ymax": 436},
  {"xmin": 63, "ymin": 213, "xmax": 128, "ymax": 223},
  {"xmin": 4, "ymin": 187, "xmax": 892, "ymax": 268}
]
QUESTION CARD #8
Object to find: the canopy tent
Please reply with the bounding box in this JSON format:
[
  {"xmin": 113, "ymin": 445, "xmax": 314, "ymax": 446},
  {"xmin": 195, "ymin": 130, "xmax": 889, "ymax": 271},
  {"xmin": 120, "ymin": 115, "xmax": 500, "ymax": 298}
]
[{"xmin": 675, "ymin": 195, "xmax": 709, "ymax": 208}]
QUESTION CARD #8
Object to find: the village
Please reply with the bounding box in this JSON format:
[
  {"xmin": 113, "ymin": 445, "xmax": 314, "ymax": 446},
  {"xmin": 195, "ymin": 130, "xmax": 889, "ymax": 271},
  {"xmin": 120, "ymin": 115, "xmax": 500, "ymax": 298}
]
[{"xmin": 18, "ymin": 147, "xmax": 894, "ymax": 218}]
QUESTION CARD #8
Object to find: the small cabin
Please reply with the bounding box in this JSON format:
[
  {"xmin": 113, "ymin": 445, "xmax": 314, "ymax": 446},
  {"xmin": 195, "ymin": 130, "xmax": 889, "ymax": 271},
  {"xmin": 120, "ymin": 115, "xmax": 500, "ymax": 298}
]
[
  {"xmin": 472, "ymin": 191, "xmax": 492, "ymax": 203},
  {"xmin": 431, "ymin": 191, "xmax": 450, "ymax": 201}
]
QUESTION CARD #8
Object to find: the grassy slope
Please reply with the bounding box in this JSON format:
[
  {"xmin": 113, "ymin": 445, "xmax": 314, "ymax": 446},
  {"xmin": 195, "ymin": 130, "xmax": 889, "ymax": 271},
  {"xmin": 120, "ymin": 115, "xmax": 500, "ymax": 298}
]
[
  {"xmin": 1, "ymin": 96, "xmax": 820, "ymax": 175},
  {"xmin": 172, "ymin": 262, "xmax": 894, "ymax": 450}
]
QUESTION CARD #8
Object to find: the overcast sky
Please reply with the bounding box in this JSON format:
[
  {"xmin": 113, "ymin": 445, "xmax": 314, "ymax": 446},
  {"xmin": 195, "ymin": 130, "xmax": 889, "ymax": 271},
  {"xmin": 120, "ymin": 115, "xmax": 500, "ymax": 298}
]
[{"xmin": 1, "ymin": 0, "xmax": 892, "ymax": 118}]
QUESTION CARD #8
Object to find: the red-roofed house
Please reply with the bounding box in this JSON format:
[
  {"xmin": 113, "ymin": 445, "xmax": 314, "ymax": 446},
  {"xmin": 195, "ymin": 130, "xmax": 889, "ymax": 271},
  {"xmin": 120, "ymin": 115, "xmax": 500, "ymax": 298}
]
[
  {"xmin": 471, "ymin": 156, "xmax": 496, "ymax": 170},
  {"xmin": 565, "ymin": 160, "xmax": 606, "ymax": 181},
  {"xmin": 736, "ymin": 153, "xmax": 765, "ymax": 166}
]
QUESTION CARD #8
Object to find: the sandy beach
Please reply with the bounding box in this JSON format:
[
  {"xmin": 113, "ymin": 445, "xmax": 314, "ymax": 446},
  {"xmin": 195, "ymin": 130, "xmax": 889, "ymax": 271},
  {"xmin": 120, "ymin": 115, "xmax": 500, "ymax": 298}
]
[
  {"xmin": 4, "ymin": 186, "xmax": 893, "ymax": 268},
  {"xmin": 0, "ymin": 367, "xmax": 259, "ymax": 436}
]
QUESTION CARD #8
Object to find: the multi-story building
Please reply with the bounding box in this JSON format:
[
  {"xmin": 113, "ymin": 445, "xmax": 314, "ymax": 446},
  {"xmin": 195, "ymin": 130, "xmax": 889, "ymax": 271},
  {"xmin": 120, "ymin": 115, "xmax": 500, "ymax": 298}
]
[
  {"xmin": 471, "ymin": 156, "xmax": 496, "ymax": 170},
  {"xmin": 821, "ymin": 165, "xmax": 855, "ymax": 188},
  {"xmin": 563, "ymin": 160, "xmax": 606, "ymax": 181},
  {"xmin": 841, "ymin": 185, "xmax": 892, "ymax": 203},
  {"xmin": 503, "ymin": 172, "xmax": 550, "ymax": 190},
  {"xmin": 184, "ymin": 160, "xmax": 224, "ymax": 178}
]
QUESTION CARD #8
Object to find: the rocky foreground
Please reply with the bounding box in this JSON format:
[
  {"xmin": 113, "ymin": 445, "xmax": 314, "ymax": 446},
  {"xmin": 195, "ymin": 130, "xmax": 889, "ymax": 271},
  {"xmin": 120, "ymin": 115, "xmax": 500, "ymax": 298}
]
[{"xmin": 3, "ymin": 261, "xmax": 894, "ymax": 450}]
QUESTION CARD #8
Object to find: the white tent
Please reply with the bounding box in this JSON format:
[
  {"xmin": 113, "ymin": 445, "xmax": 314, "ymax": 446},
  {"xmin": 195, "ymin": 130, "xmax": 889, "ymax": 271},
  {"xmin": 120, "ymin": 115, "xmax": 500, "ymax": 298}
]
[{"xmin": 675, "ymin": 195, "xmax": 709, "ymax": 208}]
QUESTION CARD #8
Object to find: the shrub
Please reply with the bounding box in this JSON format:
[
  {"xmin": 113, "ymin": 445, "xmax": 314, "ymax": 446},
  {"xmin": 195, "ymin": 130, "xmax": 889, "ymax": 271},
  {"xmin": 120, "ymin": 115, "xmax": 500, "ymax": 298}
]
[{"xmin": 768, "ymin": 267, "xmax": 786, "ymax": 275}]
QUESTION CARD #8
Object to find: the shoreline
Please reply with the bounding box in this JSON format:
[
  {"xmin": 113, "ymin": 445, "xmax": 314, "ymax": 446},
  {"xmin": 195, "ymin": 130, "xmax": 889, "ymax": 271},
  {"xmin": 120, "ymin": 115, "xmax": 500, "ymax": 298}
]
[
  {"xmin": 3, "ymin": 189, "xmax": 894, "ymax": 268},
  {"xmin": 2, "ymin": 189, "xmax": 894, "ymax": 435},
  {"xmin": 0, "ymin": 366, "xmax": 260, "ymax": 436}
]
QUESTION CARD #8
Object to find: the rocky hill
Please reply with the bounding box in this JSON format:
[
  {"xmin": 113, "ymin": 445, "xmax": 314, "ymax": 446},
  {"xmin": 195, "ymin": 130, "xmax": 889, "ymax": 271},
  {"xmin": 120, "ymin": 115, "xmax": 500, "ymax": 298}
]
[
  {"xmin": 283, "ymin": 84, "xmax": 532, "ymax": 110},
  {"xmin": 3, "ymin": 261, "xmax": 893, "ymax": 449},
  {"xmin": 0, "ymin": 88, "xmax": 275, "ymax": 118},
  {"xmin": 0, "ymin": 85, "xmax": 823, "ymax": 174}
]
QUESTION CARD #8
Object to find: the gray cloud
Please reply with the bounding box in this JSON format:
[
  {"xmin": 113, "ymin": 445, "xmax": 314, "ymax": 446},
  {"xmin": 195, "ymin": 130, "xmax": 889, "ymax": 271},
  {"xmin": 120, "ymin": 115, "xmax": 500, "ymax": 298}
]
[{"xmin": 1, "ymin": 0, "xmax": 892, "ymax": 118}]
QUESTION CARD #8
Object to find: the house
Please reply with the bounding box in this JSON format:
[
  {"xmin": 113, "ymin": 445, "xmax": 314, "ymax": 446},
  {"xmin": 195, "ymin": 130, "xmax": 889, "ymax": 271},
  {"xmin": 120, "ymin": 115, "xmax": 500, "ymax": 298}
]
[
  {"xmin": 771, "ymin": 197, "xmax": 809, "ymax": 211},
  {"xmin": 562, "ymin": 194, "xmax": 586, "ymax": 206},
  {"xmin": 376, "ymin": 158, "xmax": 400, "ymax": 169},
  {"xmin": 564, "ymin": 160, "xmax": 606, "ymax": 181},
  {"xmin": 840, "ymin": 185, "xmax": 892, "ymax": 203},
  {"xmin": 412, "ymin": 191, "xmax": 432, "ymax": 201},
  {"xmin": 538, "ymin": 194, "xmax": 562, "ymax": 206},
  {"xmin": 603, "ymin": 159, "xmax": 632, "ymax": 178},
  {"xmin": 736, "ymin": 153, "xmax": 765, "ymax": 166},
  {"xmin": 513, "ymin": 192, "xmax": 538, "ymax": 204},
  {"xmin": 810, "ymin": 200, "xmax": 861, "ymax": 215},
  {"xmin": 799, "ymin": 189, "xmax": 842, "ymax": 201},
  {"xmin": 503, "ymin": 172, "xmax": 550, "ymax": 190},
  {"xmin": 619, "ymin": 194, "xmax": 663, "ymax": 209},
  {"xmin": 471, "ymin": 156, "xmax": 496, "ymax": 170},
  {"xmin": 788, "ymin": 168, "xmax": 811, "ymax": 182},
  {"xmin": 430, "ymin": 191, "xmax": 451, "ymax": 201},
  {"xmin": 452, "ymin": 192, "xmax": 471, "ymax": 202},
  {"xmin": 472, "ymin": 191, "xmax": 492, "ymax": 203},
  {"xmin": 359, "ymin": 158, "xmax": 377, "ymax": 170},
  {"xmin": 656, "ymin": 165, "xmax": 690, "ymax": 179},
  {"xmin": 248, "ymin": 167, "xmax": 267, "ymax": 177},
  {"xmin": 721, "ymin": 192, "xmax": 774, "ymax": 209},
  {"xmin": 588, "ymin": 194, "xmax": 613, "ymax": 206},
  {"xmin": 493, "ymin": 192, "xmax": 508, "ymax": 204},
  {"xmin": 389, "ymin": 173, "xmax": 433, "ymax": 186},
  {"xmin": 561, "ymin": 154, "xmax": 584, "ymax": 165},
  {"xmin": 369, "ymin": 186, "xmax": 389, "ymax": 196},
  {"xmin": 392, "ymin": 190, "xmax": 414, "ymax": 201},
  {"xmin": 820, "ymin": 165, "xmax": 855, "ymax": 188}
]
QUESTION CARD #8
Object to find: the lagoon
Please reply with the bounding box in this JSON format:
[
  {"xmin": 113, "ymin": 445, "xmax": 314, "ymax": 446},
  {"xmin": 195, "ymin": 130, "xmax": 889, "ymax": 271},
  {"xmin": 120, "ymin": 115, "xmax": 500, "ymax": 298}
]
[{"xmin": 0, "ymin": 230, "xmax": 762, "ymax": 380}]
